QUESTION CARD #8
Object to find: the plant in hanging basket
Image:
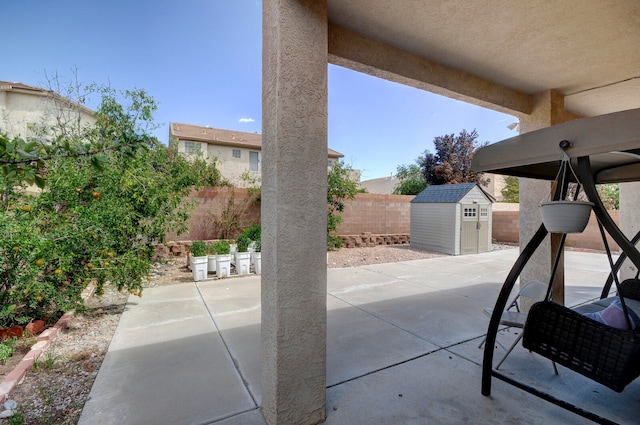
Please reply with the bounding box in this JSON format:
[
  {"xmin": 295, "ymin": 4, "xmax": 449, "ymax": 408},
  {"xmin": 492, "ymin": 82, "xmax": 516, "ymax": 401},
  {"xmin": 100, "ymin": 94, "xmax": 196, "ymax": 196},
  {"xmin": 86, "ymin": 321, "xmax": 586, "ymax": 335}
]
[
  {"xmin": 540, "ymin": 146, "xmax": 595, "ymax": 234},
  {"xmin": 539, "ymin": 200, "xmax": 594, "ymax": 233}
]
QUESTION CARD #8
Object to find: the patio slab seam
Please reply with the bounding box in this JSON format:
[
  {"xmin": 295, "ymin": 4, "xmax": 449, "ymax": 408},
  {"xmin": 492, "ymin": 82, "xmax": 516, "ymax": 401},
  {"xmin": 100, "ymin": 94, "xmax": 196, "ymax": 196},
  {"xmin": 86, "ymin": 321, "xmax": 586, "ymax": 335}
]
[
  {"xmin": 204, "ymin": 406, "xmax": 263, "ymax": 425},
  {"xmin": 195, "ymin": 281, "xmax": 259, "ymax": 407},
  {"xmin": 328, "ymin": 290, "xmax": 483, "ymax": 350}
]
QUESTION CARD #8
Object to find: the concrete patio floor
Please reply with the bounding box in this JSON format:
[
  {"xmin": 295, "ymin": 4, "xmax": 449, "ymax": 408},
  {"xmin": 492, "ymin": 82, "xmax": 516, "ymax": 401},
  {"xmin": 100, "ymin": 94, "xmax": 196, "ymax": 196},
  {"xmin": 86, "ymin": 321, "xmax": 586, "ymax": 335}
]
[{"xmin": 78, "ymin": 249, "xmax": 640, "ymax": 424}]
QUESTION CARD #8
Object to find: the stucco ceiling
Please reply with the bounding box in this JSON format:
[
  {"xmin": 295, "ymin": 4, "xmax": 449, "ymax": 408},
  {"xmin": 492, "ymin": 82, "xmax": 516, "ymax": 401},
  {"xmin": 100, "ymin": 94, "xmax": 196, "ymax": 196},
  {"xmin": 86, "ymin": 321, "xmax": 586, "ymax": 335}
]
[{"xmin": 327, "ymin": 0, "xmax": 640, "ymax": 117}]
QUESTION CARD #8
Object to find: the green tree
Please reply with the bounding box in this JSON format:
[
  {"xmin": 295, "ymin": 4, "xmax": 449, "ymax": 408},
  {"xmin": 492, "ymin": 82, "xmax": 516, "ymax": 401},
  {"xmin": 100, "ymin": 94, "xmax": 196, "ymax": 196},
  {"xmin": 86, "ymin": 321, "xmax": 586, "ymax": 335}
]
[
  {"xmin": 393, "ymin": 162, "xmax": 427, "ymax": 195},
  {"xmin": 501, "ymin": 176, "xmax": 519, "ymax": 203},
  {"xmin": 327, "ymin": 161, "xmax": 359, "ymax": 250},
  {"xmin": 597, "ymin": 184, "xmax": 619, "ymax": 210},
  {"xmin": 419, "ymin": 129, "xmax": 488, "ymax": 185},
  {"xmin": 0, "ymin": 84, "xmax": 222, "ymax": 327}
]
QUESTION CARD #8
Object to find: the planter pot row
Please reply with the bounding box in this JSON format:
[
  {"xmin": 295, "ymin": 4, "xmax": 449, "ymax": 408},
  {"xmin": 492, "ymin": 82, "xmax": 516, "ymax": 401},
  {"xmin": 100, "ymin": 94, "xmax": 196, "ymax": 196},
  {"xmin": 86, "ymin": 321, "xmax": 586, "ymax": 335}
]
[{"xmin": 189, "ymin": 252, "xmax": 261, "ymax": 281}]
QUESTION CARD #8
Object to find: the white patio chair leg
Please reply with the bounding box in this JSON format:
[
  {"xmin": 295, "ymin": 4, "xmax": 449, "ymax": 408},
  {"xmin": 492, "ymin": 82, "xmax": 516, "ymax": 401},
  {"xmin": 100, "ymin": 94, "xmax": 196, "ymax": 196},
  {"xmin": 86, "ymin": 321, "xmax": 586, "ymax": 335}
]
[
  {"xmin": 495, "ymin": 333, "xmax": 523, "ymax": 370},
  {"xmin": 479, "ymin": 336, "xmax": 508, "ymax": 351},
  {"xmin": 479, "ymin": 327, "xmax": 511, "ymax": 351}
]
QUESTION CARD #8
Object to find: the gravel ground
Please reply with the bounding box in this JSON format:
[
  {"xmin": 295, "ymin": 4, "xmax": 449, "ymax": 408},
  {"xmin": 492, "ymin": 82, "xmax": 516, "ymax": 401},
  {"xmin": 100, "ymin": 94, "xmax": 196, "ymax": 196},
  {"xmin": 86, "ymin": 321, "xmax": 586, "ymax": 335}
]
[{"xmin": 0, "ymin": 245, "xmax": 464, "ymax": 424}]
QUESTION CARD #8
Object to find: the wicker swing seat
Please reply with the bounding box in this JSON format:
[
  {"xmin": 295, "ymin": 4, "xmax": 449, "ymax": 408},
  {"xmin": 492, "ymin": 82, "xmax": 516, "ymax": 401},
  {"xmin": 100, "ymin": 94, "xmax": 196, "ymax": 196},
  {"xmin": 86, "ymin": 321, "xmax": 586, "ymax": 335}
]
[{"xmin": 523, "ymin": 280, "xmax": 640, "ymax": 393}]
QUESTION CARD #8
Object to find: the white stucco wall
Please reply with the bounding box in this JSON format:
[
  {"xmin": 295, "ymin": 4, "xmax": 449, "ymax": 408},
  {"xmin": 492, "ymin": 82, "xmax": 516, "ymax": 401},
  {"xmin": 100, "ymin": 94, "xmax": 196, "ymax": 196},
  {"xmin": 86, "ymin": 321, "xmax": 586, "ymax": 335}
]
[{"xmin": 0, "ymin": 89, "xmax": 95, "ymax": 139}]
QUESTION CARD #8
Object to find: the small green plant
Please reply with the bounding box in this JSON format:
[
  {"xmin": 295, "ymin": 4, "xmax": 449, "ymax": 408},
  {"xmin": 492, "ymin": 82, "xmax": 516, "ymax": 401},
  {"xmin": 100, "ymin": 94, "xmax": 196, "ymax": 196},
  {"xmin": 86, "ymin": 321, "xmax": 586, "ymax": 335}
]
[
  {"xmin": 34, "ymin": 351, "xmax": 59, "ymax": 370},
  {"xmin": 189, "ymin": 240, "xmax": 207, "ymax": 257},
  {"xmin": 38, "ymin": 385, "xmax": 55, "ymax": 406},
  {"xmin": 236, "ymin": 234, "xmax": 250, "ymax": 252},
  {"xmin": 0, "ymin": 337, "xmax": 18, "ymax": 364},
  {"xmin": 243, "ymin": 224, "xmax": 261, "ymax": 252},
  {"xmin": 8, "ymin": 411, "xmax": 25, "ymax": 425},
  {"xmin": 205, "ymin": 243, "xmax": 216, "ymax": 255},
  {"xmin": 213, "ymin": 240, "xmax": 230, "ymax": 255}
]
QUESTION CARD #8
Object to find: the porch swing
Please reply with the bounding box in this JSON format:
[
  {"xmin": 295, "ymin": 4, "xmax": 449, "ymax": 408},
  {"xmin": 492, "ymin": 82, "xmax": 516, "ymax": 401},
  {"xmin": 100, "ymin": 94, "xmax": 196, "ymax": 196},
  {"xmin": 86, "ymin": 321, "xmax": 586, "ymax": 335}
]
[
  {"xmin": 471, "ymin": 108, "xmax": 640, "ymax": 424},
  {"xmin": 522, "ymin": 156, "xmax": 640, "ymax": 394}
]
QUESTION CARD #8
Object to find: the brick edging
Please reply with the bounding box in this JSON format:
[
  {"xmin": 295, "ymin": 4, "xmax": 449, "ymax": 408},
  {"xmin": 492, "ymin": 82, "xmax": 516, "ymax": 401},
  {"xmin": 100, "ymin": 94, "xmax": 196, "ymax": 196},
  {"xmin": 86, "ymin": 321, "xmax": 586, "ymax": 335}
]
[
  {"xmin": 0, "ymin": 284, "xmax": 95, "ymax": 403},
  {"xmin": 339, "ymin": 233, "xmax": 410, "ymax": 248}
]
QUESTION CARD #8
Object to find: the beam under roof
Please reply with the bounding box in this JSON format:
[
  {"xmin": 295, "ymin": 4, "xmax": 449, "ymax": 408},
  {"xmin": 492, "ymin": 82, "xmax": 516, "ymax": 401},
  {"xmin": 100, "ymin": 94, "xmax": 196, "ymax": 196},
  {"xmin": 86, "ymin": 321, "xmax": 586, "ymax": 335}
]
[{"xmin": 328, "ymin": 23, "xmax": 532, "ymax": 117}]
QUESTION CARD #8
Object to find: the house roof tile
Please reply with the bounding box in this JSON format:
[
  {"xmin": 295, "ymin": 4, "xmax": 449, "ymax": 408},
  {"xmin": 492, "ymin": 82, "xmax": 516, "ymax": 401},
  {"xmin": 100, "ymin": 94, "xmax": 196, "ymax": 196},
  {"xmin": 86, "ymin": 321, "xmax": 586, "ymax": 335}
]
[{"xmin": 170, "ymin": 122, "xmax": 344, "ymax": 158}]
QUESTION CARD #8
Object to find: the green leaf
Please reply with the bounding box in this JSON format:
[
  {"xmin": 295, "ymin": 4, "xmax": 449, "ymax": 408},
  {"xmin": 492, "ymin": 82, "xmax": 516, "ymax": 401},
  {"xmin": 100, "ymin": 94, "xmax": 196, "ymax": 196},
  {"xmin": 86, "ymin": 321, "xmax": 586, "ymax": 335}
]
[
  {"xmin": 90, "ymin": 156, "xmax": 105, "ymax": 172},
  {"xmin": 16, "ymin": 150, "xmax": 32, "ymax": 158},
  {"xmin": 34, "ymin": 175, "xmax": 47, "ymax": 189},
  {"xmin": 24, "ymin": 141, "xmax": 37, "ymax": 152}
]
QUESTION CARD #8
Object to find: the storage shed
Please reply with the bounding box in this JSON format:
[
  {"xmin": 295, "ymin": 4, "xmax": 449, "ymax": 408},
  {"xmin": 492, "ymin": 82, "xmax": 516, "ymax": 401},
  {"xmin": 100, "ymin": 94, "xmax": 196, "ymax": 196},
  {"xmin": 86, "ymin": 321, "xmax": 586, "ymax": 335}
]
[{"xmin": 410, "ymin": 183, "xmax": 494, "ymax": 255}]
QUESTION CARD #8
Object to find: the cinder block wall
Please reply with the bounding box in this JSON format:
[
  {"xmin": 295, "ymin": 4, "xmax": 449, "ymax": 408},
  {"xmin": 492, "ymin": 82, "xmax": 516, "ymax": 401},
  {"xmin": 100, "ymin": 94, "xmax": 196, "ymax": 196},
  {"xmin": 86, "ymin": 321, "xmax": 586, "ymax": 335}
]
[
  {"xmin": 168, "ymin": 187, "xmax": 261, "ymax": 241},
  {"xmin": 337, "ymin": 193, "xmax": 414, "ymax": 234},
  {"xmin": 491, "ymin": 210, "xmax": 519, "ymax": 243},
  {"xmin": 169, "ymin": 190, "xmax": 620, "ymax": 252},
  {"xmin": 492, "ymin": 209, "xmax": 620, "ymax": 251}
]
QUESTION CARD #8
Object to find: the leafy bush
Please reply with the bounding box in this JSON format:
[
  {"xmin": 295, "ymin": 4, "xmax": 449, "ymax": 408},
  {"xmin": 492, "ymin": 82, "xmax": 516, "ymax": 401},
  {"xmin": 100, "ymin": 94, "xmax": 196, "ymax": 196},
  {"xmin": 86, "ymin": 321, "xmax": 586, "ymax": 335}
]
[
  {"xmin": 189, "ymin": 241, "xmax": 207, "ymax": 257},
  {"xmin": 0, "ymin": 338, "xmax": 18, "ymax": 364},
  {"xmin": 327, "ymin": 161, "xmax": 358, "ymax": 251},
  {"xmin": 213, "ymin": 240, "xmax": 230, "ymax": 255},
  {"xmin": 0, "ymin": 84, "xmax": 224, "ymax": 327},
  {"xmin": 205, "ymin": 243, "xmax": 217, "ymax": 255},
  {"xmin": 243, "ymin": 224, "xmax": 261, "ymax": 252},
  {"xmin": 236, "ymin": 234, "xmax": 250, "ymax": 252}
]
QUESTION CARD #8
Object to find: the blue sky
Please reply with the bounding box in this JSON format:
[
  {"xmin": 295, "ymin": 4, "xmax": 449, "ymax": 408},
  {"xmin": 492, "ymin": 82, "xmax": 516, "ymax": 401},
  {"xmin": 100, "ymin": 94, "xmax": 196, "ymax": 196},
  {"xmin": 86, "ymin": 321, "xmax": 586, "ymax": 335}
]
[{"xmin": 1, "ymin": 0, "xmax": 518, "ymax": 180}]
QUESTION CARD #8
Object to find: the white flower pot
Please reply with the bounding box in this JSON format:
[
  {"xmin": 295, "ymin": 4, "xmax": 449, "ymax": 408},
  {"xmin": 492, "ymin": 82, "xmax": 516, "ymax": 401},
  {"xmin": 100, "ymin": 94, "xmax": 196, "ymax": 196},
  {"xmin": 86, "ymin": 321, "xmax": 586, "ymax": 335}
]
[
  {"xmin": 235, "ymin": 251, "xmax": 251, "ymax": 276},
  {"xmin": 539, "ymin": 201, "xmax": 594, "ymax": 233},
  {"xmin": 191, "ymin": 256, "xmax": 208, "ymax": 281},
  {"xmin": 216, "ymin": 254, "xmax": 232, "ymax": 278},
  {"xmin": 207, "ymin": 255, "xmax": 217, "ymax": 274},
  {"xmin": 252, "ymin": 252, "xmax": 261, "ymax": 275}
]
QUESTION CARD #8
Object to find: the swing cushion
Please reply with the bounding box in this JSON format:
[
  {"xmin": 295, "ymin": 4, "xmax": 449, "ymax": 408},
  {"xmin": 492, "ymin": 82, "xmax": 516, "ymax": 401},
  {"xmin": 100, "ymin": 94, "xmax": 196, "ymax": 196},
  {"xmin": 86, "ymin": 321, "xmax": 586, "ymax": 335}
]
[{"xmin": 581, "ymin": 299, "xmax": 640, "ymax": 330}]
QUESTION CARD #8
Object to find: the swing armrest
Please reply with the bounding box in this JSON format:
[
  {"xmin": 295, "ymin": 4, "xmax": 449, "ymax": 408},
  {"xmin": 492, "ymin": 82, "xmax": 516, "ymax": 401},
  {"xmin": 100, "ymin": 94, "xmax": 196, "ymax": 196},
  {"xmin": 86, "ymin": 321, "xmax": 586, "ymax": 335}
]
[{"xmin": 619, "ymin": 279, "xmax": 640, "ymax": 301}]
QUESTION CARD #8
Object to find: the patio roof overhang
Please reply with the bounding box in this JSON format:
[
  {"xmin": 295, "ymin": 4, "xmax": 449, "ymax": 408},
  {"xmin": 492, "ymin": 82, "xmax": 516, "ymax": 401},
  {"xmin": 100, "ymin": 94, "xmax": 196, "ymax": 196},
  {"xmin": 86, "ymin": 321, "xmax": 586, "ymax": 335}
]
[{"xmin": 327, "ymin": 0, "xmax": 640, "ymax": 118}]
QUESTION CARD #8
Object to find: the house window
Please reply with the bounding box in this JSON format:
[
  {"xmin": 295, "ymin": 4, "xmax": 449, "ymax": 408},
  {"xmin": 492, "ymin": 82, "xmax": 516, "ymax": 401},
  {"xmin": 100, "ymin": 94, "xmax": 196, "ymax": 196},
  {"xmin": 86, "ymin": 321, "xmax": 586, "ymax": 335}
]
[
  {"xmin": 480, "ymin": 207, "xmax": 488, "ymax": 217},
  {"xmin": 184, "ymin": 141, "xmax": 201, "ymax": 154},
  {"xmin": 232, "ymin": 149, "xmax": 241, "ymax": 158},
  {"xmin": 327, "ymin": 160, "xmax": 333, "ymax": 167},
  {"xmin": 250, "ymin": 151, "xmax": 261, "ymax": 171},
  {"xmin": 464, "ymin": 207, "xmax": 477, "ymax": 218}
]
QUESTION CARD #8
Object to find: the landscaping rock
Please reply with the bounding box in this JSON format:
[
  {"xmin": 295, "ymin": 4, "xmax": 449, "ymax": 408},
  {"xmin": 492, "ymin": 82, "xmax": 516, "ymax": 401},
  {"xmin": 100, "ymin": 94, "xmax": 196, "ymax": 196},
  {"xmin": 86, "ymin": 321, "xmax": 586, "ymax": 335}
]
[{"xmin": 26, "ymin": 320, "xmax": 45, "ymax": 336}]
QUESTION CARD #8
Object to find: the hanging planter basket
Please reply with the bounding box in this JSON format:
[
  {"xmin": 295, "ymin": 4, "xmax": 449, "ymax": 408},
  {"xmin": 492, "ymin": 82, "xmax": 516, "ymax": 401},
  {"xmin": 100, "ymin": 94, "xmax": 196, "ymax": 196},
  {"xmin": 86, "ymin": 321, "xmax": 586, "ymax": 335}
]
[
  {"xmin": 540, "ymin": 200, "xmax": 593, "ymax": 233},
  {"xmin": 539, "ymin": 143, "xmax": 594, "ymax": 234}
]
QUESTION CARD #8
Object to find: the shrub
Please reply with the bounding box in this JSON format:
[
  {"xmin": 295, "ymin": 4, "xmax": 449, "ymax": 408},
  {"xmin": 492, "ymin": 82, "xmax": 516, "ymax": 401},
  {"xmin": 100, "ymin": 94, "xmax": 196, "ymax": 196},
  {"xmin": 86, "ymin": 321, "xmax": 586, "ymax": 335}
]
[
  {"xmin": 213, "ymin": 240, "xmax": 230, "ymax": 255},
  {"xmin": 0, "ymin": 83, "xmax": 223, "ymax": 327},
  {"xmin": 0, "ymin": 338, "xmax": 17, "ymax": 364},
  {"xmin": 236, "ymin": 234, "xmax": 250, "ymax": 252},
  {"xmin": 243, "ymin": 224, "xmax": 261, "ymax": 252},
  {"xmin": 189, "ymin": 241, "xmax": 207, "ymax": 257}
]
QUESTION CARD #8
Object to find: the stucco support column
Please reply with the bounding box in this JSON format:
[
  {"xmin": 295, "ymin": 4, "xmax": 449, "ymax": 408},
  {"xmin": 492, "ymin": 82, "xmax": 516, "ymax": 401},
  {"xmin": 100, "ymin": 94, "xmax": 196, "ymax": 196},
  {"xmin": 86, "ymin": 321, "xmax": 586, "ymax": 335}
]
[
  {"xmin": 262, "ymin": 1, "xmax": 328, "ymax": 424},
  {"xmin": 518, "ymin": 91, "xmax": 572, "ymax": 303},
  {"xmin": 619, "ymin": 183, "xmax": 640, "ymax": 280}
]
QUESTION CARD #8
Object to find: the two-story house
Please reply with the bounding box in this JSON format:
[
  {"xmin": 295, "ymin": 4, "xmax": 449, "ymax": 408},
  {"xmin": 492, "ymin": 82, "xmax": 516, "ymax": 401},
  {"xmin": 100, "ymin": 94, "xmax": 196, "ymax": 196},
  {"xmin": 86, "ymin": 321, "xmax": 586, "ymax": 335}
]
[
  {"xmin": 170, "ymin": 122, "xmax": 348, "ymax": 186},
  {"xmin": 0, "ymin": 80, "xmax": 96, "ymax": 139}
]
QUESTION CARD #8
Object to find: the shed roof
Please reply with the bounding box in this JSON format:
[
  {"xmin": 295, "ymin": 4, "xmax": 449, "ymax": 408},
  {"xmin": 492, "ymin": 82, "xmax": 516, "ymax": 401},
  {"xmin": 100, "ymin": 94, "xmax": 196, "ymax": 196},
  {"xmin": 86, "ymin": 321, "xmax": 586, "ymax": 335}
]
[{"xmin": 411, "ymin": 183, "xmax": 493, "ymax": 203}]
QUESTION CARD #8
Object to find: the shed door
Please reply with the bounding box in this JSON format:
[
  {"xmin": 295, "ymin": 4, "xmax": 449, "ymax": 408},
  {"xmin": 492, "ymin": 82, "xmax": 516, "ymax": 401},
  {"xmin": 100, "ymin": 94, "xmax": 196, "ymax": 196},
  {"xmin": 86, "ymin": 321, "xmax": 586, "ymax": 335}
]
[
  {"xmin": 460, "ymin": 204, "xmax": 479, "ymax": 254},
  {"xmin": 478, "ymin": 205, "xmax": 490, "ymax": 253}
]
